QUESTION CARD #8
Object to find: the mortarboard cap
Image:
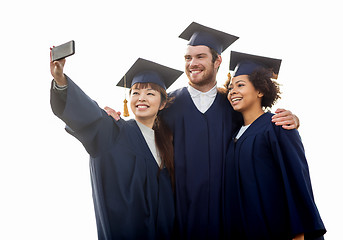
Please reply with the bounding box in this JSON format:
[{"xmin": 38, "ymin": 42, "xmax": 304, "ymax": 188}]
[
  {"xmin": 179, "ymin": 22, "xmax": 239, "ymax": 54},
  {"xmin": 116, "ymin": 58, "xmax": 183, "ymax": 90},
  {"xmin": 116, "ymin": 58, "xmax": 183, "ymax": 117},
  {"xmin": 229, "ymin": 51, "xmax": 282, "ymax": 79}
]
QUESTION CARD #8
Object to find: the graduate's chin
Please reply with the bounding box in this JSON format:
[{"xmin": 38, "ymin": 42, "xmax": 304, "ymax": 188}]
[{"xmin": 232, "ymin": 106, "xmax": 243, "ymax": 113}]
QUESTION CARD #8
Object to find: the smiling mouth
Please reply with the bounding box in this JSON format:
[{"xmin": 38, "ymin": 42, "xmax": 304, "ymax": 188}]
[
  {"xmin": 190, "ymin": 69, "xmax": 202, "ymax": 74},
  {"xmin": 136, "ymin": 105, "xmax": 149, "ymax": 109},
  {"xmin": 231, "ymin": 97, "xmax": 242, "ymax": 103}
]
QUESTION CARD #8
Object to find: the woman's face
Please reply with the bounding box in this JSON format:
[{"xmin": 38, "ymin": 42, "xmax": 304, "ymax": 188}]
[
  {"xmin": 227, "ymin": 75, "xmax": 263, "ymax": 113},
  {"xmin": 130, "ymin": 83, "xmax": 165, "ymax": 123}
]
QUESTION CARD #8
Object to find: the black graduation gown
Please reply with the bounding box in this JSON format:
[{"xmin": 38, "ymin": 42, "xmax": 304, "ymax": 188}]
[
  {"xmin": 161, "ymin": 87, "xmax": 241, "ymax": 239},
  {"xmin": 224, "ymin": 112, "xmax": 326, "ymax": 240},
  {"xmin": 50, "ymin": 77, "xmax": 175, "ymax": 240}
]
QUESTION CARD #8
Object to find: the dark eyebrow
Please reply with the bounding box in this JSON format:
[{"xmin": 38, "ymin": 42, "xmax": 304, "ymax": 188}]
[
  {"xmin": 184, "ymin": 53, "xmax": 208, "ymax": 58},
  {"xmin": 235, "ymin": 80, "xmax": 246, "ymax": 84}
]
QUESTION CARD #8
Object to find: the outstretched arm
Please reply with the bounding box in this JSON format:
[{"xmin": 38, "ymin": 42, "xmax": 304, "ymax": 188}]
[
  {"xmin": 271, "ymin": 108, "xmax": 299, "ymax": 130},
  {"xmin": 49, "ymin": 48, "xmax": 118, "ymax": 156}
]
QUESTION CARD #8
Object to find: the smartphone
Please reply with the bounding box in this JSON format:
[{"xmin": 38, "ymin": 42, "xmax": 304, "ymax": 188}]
[{"xmin": 51, "ymin": 40, "xmax": 75, "ymax": 61}]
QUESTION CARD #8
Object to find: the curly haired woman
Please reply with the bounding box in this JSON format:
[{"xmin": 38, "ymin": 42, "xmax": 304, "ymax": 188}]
[{"xmin": 223, "ymin": 51, "xmax": 326, "ymax": 240}]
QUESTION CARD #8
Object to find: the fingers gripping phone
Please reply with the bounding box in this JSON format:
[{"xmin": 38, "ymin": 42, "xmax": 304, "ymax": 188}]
[{"xmin": 51, "ymin": 40, "xmax": 75, "ymax": 61}]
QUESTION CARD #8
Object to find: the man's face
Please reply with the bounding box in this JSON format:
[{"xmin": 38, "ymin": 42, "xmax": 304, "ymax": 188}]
[{"xmin": 184, "ymin": 45, "xmax": 221, "ymax": 90}]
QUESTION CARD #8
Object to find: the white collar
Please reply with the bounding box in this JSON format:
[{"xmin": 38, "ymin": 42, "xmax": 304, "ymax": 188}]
[
  {"xmin": 136, "ymin": 121, "xmax": 154, "ymax": 140},
  {"xmin": 235, "ymin": 124, "xmax": 251, "ymax": 140},
  {"xmin": 136, "ymin": 121, "xmax": 161, "ymax": 167},
  {"xmin": 187, "ymin": 84, "xmax": 218, "ymax": 113},
  {"xmin": 187, "ymin": 84, "xmax": 218, "ymax": 98}
]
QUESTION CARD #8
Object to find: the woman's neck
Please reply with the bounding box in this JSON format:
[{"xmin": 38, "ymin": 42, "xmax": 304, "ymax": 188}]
[
  {"xmin": 241, "ymin": 108, "xmax": 265, "ymax": 126},
  {"xmin": 135, "ymin": 117, "xmax": 155, "ymax": 129}
]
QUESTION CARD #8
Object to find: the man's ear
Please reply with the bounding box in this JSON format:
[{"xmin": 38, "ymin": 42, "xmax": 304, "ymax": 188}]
[
  {"xmin": 215, "ymin": 55, "xmax": 222, "ymax": 71},
  {"xmin": 258, "ymin": 91, "xmax": 264, "ymax": 98}
]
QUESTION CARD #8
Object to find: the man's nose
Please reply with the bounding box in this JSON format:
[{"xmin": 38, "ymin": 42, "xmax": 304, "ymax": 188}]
[{"xmin": 189, "ymin": 58, "xmax": 199, "ymax": 67}]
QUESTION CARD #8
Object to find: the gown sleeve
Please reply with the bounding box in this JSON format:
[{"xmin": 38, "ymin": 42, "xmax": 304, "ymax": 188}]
[
  {"xmin": 268, "ymin": 125, "xmax": 326, "ymax": 239},
  {"xmin": 50, "ymin": 75, "xmax": 119, "ymax": 157}
]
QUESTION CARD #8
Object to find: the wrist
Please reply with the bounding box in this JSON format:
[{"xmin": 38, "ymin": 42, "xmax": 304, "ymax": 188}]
[
  {"xmin": 54, "ymin": 74, "xmax": 67, "ymax": 86},
  {"xmin": 53, "ymin": 80, "xmax": 68, "ymax": 91}
]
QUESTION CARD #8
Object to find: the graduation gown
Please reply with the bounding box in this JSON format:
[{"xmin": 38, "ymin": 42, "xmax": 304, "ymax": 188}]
[
  {"xmin": 50, "ymin": 77, "xmax": 175, "ymax": 240},
  {"xmin": 224, "ymin": 112, "xmax": 326, "ymax": 240},
  {"xmin": 161, "ymin": 87, "xmax": 241, "ymax": 239}
]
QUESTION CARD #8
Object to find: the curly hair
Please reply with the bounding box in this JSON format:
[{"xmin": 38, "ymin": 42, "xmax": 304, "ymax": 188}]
[
  {"xmin": 249, "ymin": 68, "xmax": 281, "ymax": 109},
  {"xmin": 221, "ymin": 68, "xmax": 281, "ymax": 109}
]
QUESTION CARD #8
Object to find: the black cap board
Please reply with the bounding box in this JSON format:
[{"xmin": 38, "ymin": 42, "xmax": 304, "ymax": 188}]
[
  {"xmin": 179, "ymin": 22, "xmax": 239, "ymax": 54},
  {"xmin": 229, "ymin": 51, "xmax": 282, "ymax": 78},
  {"xmin": 116, "ymin": 58, "xmax": 183, "ymax": 90}
]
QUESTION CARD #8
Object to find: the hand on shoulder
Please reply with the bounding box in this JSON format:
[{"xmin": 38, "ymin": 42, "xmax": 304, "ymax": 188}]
[{"xmin": 271, "ymin": 108, "xmax": 299, "ymax": 130}]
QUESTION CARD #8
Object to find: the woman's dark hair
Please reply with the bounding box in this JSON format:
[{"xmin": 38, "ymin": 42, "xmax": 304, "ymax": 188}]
[
  {"xmin": 249, "ymin": 68, "xmax": 281, "ymax": 109},
  {"xmin": 221, "ymin": 68, "xmax": 281, "ymax": 109},
  {"xmin": 130, "ymin": 83, "xmax": 175, "ymax": 188}
]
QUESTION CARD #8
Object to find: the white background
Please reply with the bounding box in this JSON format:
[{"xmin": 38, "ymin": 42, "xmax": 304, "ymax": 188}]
[{"xmin": 1, "ymin": 0, "xmax": 341, "ymax": 239}]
